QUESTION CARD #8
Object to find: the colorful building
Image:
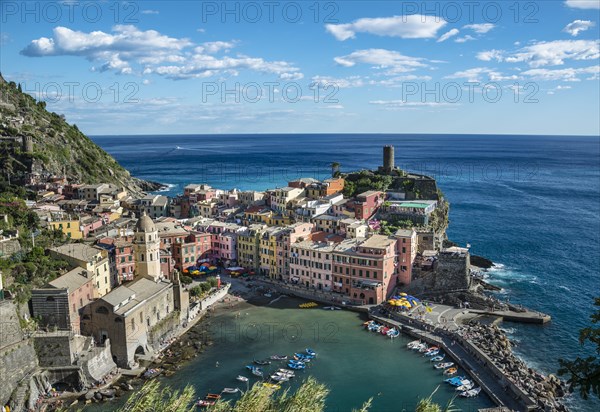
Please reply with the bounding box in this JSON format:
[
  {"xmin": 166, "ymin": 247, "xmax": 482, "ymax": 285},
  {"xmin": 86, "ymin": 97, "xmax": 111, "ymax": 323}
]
[
  {"xmin": 237, "ymin": 224, "xmax": 267, "ymax": 272},
  {"xmin": 394, "ymin": 229, "xmax": 418, "ymax": 285},
  {"xmin": 354, "ymin": 190, "xmax": 383, "ymax": 220},
  {"xmin": 289, "ymin": 240, "xmax": 337, "ymax": 290},
  {"xmin": 332, "ymin": 235, "xmax": 397, "ymax": 305}
]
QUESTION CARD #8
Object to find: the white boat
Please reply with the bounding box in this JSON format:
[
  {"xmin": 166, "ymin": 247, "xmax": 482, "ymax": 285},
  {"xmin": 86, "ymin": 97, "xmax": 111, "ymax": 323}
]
[
  {"xmin": 456, "ymin": 382, "xmax": 474, "ymax": 391},
  {"xmin": 236, "ymin": 375, "xmax": 249, "ymax": 382},
  {"xmin": 459, "ymin": 387, "xmax": 481, "ymax": 398},
  {"xmin": 222, "ymin": 388, "xmax": 239, "ymax": 394},
  {"xmin": 407, "ymin": 340, "xmax": 420, "ymax": 349},
  {"xmin": 278, "ymin": 368, "xmax": 295, "ymax": 374},
  {"xmin": 387, "ymin": 328, "xmax": 400, "ymax": 338},
  {"xmin": 322, "ymin": 306, "xmax": 341, "ymax": 310},
  {"xmin": 271, "ymin": 375, "xmax": 289, "ymax": 382},
  {"xmin": 434, "ymin": 362, "xmax": 454, "ymax": 370}
]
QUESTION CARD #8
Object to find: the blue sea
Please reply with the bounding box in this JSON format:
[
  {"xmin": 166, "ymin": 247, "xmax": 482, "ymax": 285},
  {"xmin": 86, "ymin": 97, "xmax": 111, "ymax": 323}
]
[{"xmin": 92, "ymin": 134, "xmax": 600, "ymax": 411}]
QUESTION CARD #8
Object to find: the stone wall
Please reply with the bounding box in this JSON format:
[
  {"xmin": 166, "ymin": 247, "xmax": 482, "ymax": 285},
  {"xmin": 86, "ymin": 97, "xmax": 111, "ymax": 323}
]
[
  {"xmin": 34, "ymin": 333, "xmax": 73, "ymax": 367},
  {"xmin": 148, "ymin": 310, "xmax": 181, "ymax": 348},
  {"xmin": 199, "ymin": 284, "xmax": 231, "ymax": 310},
  {"xmin": 82, "ymin": 339, "xmax": 117, "ymax": 383},
  {"xmin": 0, "ymin": 300, "xmax": 24, "ymax": 348},
  {"xmin": 0, "ymin": 340, "xmax": 38, "ymax": 408}
]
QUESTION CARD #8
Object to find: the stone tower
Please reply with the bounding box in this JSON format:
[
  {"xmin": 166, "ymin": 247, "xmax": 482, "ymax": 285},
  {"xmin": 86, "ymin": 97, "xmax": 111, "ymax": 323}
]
[
  {"xmin": 133, "ymin": 211, "xmax": 162, "ymax": 281},
  {"xmin": 383, "ymin": 145, "xmax": 395, "ymax": 173},
  {"xmin": 22, "ymin": 136, "xmax": 33, "ymax": 153}
]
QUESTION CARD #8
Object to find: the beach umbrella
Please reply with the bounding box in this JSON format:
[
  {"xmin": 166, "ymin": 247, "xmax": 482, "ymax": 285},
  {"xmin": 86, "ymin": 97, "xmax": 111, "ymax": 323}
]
[
  {"xmin": 400, "ymin": 292, "xmax": 407, "ymax": 296},
  {"xmin": 209, "ymin": 266, "xmax": 217, "ymax": 270}
]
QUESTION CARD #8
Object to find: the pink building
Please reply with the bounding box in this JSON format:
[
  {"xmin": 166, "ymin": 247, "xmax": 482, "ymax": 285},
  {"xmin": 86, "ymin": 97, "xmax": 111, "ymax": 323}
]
[
  {"xmin": 277, "ymin": 222, "xmax": 314, "ymax": 279},
  {"xmin": 289, "ymin": 240, "xmax": 336, "ymax": 291},
  {"xmin": 353, "ymin": 190, "xmax": 383, "ymax": 220},
  {"xmin": 332, "ymin": 235, "xmax": 397, "ymax": 305},
  {"xmin": 394, "ymin": 229, "xmax": 418, "ymax": 285}
]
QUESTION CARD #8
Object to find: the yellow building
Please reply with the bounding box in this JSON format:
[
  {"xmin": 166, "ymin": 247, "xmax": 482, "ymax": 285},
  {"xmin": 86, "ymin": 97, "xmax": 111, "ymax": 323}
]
[
  {"xmin": 259, "ymin": 227, "xmax": 286, "ymax": 278},
  {"xmin": 49, "ymin": 220, "xmax": 83, "ymax": 240},
  {"xmin": 237, "ymin": 224, "xmax": 267, "ymax": 272},
  {"xmin": 49, "ymin": 244, "xmax": 113, "ymax": 298}
]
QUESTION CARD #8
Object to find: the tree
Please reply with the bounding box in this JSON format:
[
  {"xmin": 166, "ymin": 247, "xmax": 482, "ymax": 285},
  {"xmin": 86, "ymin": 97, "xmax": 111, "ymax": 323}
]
[
  {"xmin": 330, "ymin": 162, "xmax": 341, "ymax": 178},
  {"xmin": 180, "ymin": 275, "xmax": 193, "ymax": 285},
  {"xmin": 559, "ymin": 296, "xmax": 600, "ymax": 399}
]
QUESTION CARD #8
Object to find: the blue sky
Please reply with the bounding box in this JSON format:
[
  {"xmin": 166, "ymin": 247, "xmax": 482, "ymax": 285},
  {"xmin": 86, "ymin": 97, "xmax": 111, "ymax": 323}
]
[{"xmin": 1, "ymin": 0, "xmax": 599, "ymax": 135}]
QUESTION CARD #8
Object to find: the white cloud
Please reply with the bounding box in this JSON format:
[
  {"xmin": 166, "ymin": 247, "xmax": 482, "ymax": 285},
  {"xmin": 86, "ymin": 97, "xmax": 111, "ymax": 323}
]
[
  {"xmin": 463, "ymin": 23, "xmax": 495, "ymax": 34},
  {"xmin": 476, "ymin": 40, "xmax": 599, "ymax": 67},
  {"xmin": 565, "ymin": 0, "xmax": 600, "ymax": 9},
  {"xmin": 455, "ymin": 35, "xmax": 475, "ymax": 43},
  {"xmin": 563, "ymin": 20, "xmax": 596, "ymax": 36},
  {"xmin": 477, "ymin": 49, "xmax": 504, "ymax": 61},
  {"xmin": 195, "ymin": 41, "xmax": 236, "ymax": 54},
  {"xmin": 437, "ymin": 29, "xmax": 459, "ymax": 43},
  {"xmin": 369, "ymin": 100, "xmax": 456, "ymax": 110},
  {"xmin": 141, "ymin": 10, "xmax": 159, "ymax": 15},
  {"xmin": 21, "ymin": 25, "xmax": 302, "ymax": 80},
  {"xmin": 0, "ymin": 32, "xmax": 9, "ymax": 45},
  {"xmin": 333, "ymin": 49, "xmax": 428, "ymax": 74},
  {"xmin": 445, "ymin": 67, "xmax": 519, "ymax": 82},
  {"xmin": 522, "ymin": 65, "xmax": 599, "ymax": 81},
  {"xmin": 325, "ymin": 15, "xmax": 446, "ymax": 41}
]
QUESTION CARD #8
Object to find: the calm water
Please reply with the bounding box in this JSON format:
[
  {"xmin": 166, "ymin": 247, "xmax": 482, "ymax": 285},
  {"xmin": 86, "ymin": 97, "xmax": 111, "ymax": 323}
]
[{"xmin": 92, "ymin": 134, "xmax": 600, "ymax": 411}]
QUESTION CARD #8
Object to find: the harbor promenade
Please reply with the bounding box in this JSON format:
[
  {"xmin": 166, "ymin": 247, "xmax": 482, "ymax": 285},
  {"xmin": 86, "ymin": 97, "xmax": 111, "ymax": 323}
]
[{"xmin": 369, "ymin": 311, "xmax": 537, "ymax": 412}]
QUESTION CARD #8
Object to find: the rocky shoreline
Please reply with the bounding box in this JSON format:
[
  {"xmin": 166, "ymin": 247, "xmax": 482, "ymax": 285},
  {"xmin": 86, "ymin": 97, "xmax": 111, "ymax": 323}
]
[{"xmin": 458, "ymin": 322, "xmax": 568, "ymax": 411}]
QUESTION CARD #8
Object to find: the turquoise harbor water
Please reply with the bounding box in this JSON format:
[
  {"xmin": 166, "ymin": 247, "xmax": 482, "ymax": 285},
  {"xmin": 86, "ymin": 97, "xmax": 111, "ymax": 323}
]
[{"xmin": 92, "ymin": 134, "xmax": 600, "ymax": 411}]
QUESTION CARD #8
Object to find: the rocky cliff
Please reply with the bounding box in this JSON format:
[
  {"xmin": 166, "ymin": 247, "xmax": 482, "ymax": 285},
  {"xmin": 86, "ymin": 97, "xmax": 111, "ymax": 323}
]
[{"xmin": 0, "ymin": 74, "xmax": 161, "ymax": 195}]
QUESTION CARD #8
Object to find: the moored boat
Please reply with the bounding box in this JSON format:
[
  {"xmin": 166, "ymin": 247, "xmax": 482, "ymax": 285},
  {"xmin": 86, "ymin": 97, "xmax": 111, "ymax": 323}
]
[
  {"xmin": 444, "ymin": 367, "xmax": 458, "ymax": 376},
  {"xmin": 269, "ymin": 355, "xmax": 288, "ymax": 360},
  {"xmin": 387, "ymin": 328, "xmax": 400, "ymax": 338},
  {"xmin": 407, "ymin": 339, "xmax": 421, "ymax": 349},
  {"xmin": 236, "ymin": 375, "xmax": 249, "ymax": 382},
  {"xmin": 222, "ymin": 388, "xmax": 239, "ymax": 394},
  {"xmin": 305, "ymin": 348, "xmax": 317, "ymax": 356},
  {"xmin": 254, "ymin": 359, "xmax": 271, "ymax": 365},
  {"xmin": 430, "ymin": 355, "xmax": 445, "ymax": 362},
  {"xmin": 456, "ymin": 381, "xmax": 474, "ymax": 392},
  {"xmin": 434, "ymin": 362, "xmax": 454, "ymax": 370},
  {"xmin": 424, "ymin": 349, "xmax": 439, "ymax": 357},
  {"xmin": 262, "ymin": 382, "xmax": 281, "ymax": 390},
  {"xmin": 459, "ymin": 387, "xmax": 481, "ymax": 398}
]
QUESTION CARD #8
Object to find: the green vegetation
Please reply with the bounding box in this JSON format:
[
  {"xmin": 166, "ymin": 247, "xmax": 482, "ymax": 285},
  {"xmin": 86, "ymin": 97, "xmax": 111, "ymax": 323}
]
[
  {"xmin": 0, "ymin": 193, "xmax": 69, "ymax": 304},
  {"xmin": 559, "ymin": 296, "xmax": 600, "ymax": 400},
  {"xmin": 379, "ymin": 219, "xmax": 414, "ymax": 235},
  {"xmin": 0, "ymin": 74, "xmax": 154, "ymax": 193},
  {"xmin": 105, "ymin": 379, "xmax": 454, "ymax": 412},
  {"xmin": 112, "ymin": 378, "xmax": 372, "ymax": 412},
  {"xmin": 190, "ymin": 277, "xmax": 219, "ymax": 298},
  {"xmin": 342, "ymin": 170, "xmax": 393, "ymax": 197}
]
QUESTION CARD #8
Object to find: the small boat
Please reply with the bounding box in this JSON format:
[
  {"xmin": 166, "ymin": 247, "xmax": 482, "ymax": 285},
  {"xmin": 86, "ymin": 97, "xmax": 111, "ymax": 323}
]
[
  {"xmin": 246, "ymin": 365, "xmax": 264, "ymax": 377},
  {"xmin": 445, "ymin": 376, "xmax": 468, "ymax": 386},
  {"xmin": 459, "ymin": 387, "xmax": 481, "ymax": 398},
  {"xmin": 264, "ymin": 293, "xmax": 272, "ymax": 297},
  {"xmin": 322, "ymin": 306, "xmax": 341, "ymax": 310},
  {"xmin": 254, "ymin": 359, "xmax": 271, "ymax": 365},
  {"xmin": 305, "ymin": 348, "xmax": 317, "ymax": 356},
  {"xmin": 294, "ymin": 352, "xmax": 314, "ymax": 360},
  {"xmin": 430, "ymin": 355, "xmax": 445, "ymax": 362},
  {"xmin": 236, "ymin": 375, "xmax": 249, "ymax": 382},
  {"xmin": 363, "ymin": 320, "xmax": 374, "ymax": 327},
  {"xmin": 278, "ymin": 368, "xmax": 295, "ymax": 374},
  {"xmin": 380, "ymin": 326, "xmax": 390, "ymax": 335},
  {"xmin": 288, "ymin": 359, "xmax": 305, "ymax": 365},
  {"xmin": 197, "ymin": 399, "xmax": 215, "ymax": 407},
  {"xmin": 287, "ymin": 362, "xmax": 306, "ymax": 370},
  {"xmin": 206, "ymin": 394, "xmax": 221, "ymax": 400},
  {"xmin": 262, "ymin": 383, "xmax": 281, "ymax": 390},
  {"xmin": 270, "ymin": 355, "xmax": 288, "ymax": 360},
  {"xmin": 275, "ymin": 371, "xmax": 295, "ymax": 377},
  {"xmin": 407, "ymin": 340, "xmax": 421, "ymax": 349},
  {"xmin": 412, "ymin": 343, "xmax": 427, "ymax": 351},
  {"xmin": 444, "ymin": 368, "xmax": 458, "ymax": 376},
  {"xmin": 143, "ymin": 368, "xmax": 162, "ymax": 379},
  {"xmin": 456, "ymin": 382, "xmax": 474, "ymax": 392},
  {"xmin": 434, "ymin": 362, "xmax": 454, "ymax": 370},
  {"xmin": 421, "ymin": 346, "xmax": 438, "ymax": 354},
  {"xmin": 424, "ymin": 350, "xmax": 440, "ymax": 357},
  {"xmin": 222, "ymin": 388, "xmax": 240, "ymax": 394},
  {"xmin": 387, "ymin": 328, "xmax": 400, "ymax": 338},
  {"xmin": 271, "ymin": 375, "xmax": 289, "ymax": 382}
]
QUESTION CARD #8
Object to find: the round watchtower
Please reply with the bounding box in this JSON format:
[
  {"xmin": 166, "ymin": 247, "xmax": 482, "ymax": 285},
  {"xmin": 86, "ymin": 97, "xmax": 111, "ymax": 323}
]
[
  {"xmin": 22, "ymin": 135, "xmax": 33, "ymax": 153},
  {"xmin": 383, "ymin": 145, "xmax": 395, "ymax": 172}
]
